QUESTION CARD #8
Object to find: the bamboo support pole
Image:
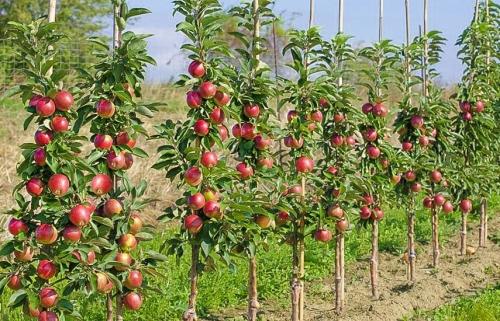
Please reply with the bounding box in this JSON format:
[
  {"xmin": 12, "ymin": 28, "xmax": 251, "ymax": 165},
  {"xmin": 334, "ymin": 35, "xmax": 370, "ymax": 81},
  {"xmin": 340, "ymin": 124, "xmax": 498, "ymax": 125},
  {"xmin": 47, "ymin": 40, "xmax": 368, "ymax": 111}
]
[{"xmin": 47, "ymin": 0, "xmax": 56, "ymax": 76}]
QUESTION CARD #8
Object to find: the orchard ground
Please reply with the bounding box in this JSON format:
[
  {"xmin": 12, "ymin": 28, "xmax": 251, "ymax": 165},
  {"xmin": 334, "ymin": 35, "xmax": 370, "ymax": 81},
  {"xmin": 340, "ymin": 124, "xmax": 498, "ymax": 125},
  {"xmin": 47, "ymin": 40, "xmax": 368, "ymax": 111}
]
[{"xmin": 0, "ymin": 86, "xmax": 498, "ymax": 321}]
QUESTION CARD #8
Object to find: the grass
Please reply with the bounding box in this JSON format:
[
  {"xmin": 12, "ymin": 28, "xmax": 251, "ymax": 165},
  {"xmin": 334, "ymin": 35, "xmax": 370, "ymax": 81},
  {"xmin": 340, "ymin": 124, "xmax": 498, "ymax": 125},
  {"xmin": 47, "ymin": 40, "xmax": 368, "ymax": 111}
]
[
  {"xmin": 1, "ymin": 195, "xmax": 497, "ymax": 320},
  {"xmin": 404, "ymin": 284, "xmax": 500, "ymax": 321}
]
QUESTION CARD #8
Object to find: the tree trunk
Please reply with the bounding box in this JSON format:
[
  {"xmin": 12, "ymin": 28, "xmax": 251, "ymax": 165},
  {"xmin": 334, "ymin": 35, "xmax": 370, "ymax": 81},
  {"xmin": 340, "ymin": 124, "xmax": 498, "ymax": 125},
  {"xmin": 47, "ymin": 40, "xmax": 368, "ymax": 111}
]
[
  {"xmin": 183, "ymin": 245, "xmax": 199, "ymax": 321},
  {"xmin": 116, "ymin": 294, "xmax": 124, "ymax": 321},
  {"xmin": 370, "ymin": 220, "xmax": 379, "ymax": 299},
  {"xmin": 460, "ymin": 213, "xmax": 467, "ymax": 256},
  {"xmin": 407, "ymin": 197, "xmax": 416, "ymax": 282},
  {"xmin": 106, "ymin": 294, "xmax": 113, "ymax": 321},
  {"xmin": 298, "ymin": 177, "xmax": 306, "ymax": 321},
  {"xmin": 247, "ymin": 256, "xmax": 259, "ymax": 321},
  {"xmin": 291, "ymin": 230, "xmax": 301, "ymax": 321},
  {"xmin": 431, "ymin": 206, "xmax": 440, "ymax": 267},
  {"xmin": 335, "ymin": 231, "xmax": 345, "ymax": 314},
  {"xmin": 479, "ymin": 198, "xmax": 487, "ymax": 247}
]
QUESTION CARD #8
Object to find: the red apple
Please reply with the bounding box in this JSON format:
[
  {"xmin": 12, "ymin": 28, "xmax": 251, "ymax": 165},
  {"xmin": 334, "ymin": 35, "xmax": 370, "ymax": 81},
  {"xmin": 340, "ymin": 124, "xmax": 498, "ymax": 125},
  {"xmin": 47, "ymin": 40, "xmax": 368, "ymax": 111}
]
[
  {"xmin": 104, "ymin": 199, "xmax": 123, "ymax": 217},
  {"xmin": 391, "ymin": 174, "xmax": 402, "ymax": 184},
  {"xmin": 123, "ymin": 152, "xmax": 134, "ymax": 170},
  {"xmin": 119, "ymin": 234, "xmax": 138, "ymax": 252},
  {"xmin": 362, "ymin": 102, "xmax": 373, "ymax": 114},
  {"xmin": 326, "ymin": 166, "xmax": 338, "ymax": 176},
  {"xmin": 254, "ymin": 135, "xmax": 271, "ymax": 150},
  {"xmin": 402, "ymin": 141, "xmax": 413, "ymax": 152},
  {"xmin": 330, "ymin": 133, "xmax": 344, "ymax": 147},
  {"xmin": 310, "ymin": 110, "xmax": 323, "ymax": 122},
  {"xmin": 38, "ymin": 311, "xmax": 58, "ymax": 321},
  {"xmin": 184, "ymin": 214, "xmax": 203, "ymax": 234},
  {"xmin": 462, "ymin": 112, "xmax": 473, "ymax": 121},
  {"xmin": 284, "ymin": 135, "xmax": 303, "ymax": 149},
  {"xmin": 34, "ymin": 129, "xmax": 53, "ymax": 146},
  {"xmin": 372, "ymin": 103, "xmax": 388, "ymax": 117},
  {"xmin": 48, "ymin": 173, "xmax": 70, "ymax": 196},
  {"xmin": 37, "ymin": 259, "xmax": 57, "ymax": 280},
  {"xmin": 240, "ymin": 122, "xmax": 255, "ymax": 140},
  {"xmin": 336, "ymin": 219, "xmax": 349, "ymax": 232},
  {"xmin": 33, "ymin": 148, "xmax": 47, "ymax": 166},
  {"xmin": 331, "ymin": 188, "xmax": 340, "ymax": 198},
  {"xmin": 255, "ymin": 215, "xmax": 272, "ymax": 229},
  {"xmin": 115, "ymin": 131, "xmax": 132, "ymax": 146},
  {"xmin": 418, "ymin": 136, "xmax": 430, "ymax": 147},
  {"xmin": 218, "ymin": 125, "xmax": 229, "ymax": 141},
  {"xmin": 50, "ymin": 116, "xmax": 69, "ymax": 133},
  {"xmin": 366, "ymin": 144, "xmax": 381, "ymax": 159},
  {"xmin": 63, "ymin": 225, "xmax": 81, "ymax": 243},
  {"xmin": 314, "ymin": 229, "xmax": 332, "ymax": 242},
  {"xmin": 286, "ymin": 185, "xmax": 303, "ymax": 196},
  {"xmin": 69, "ymin": 204, "xmax": 91, "ymax": 227},
  {"xmin": 199, "ymin": 81, "xmax": 217, "ymax": 99},
  {"xmin": 107, "ymin": 150, "xmax": 126, "ymax": 170},
  {"xmin": 423, "ymin": 196, "xmax": 434, "ymax": 209},
  {"xmin": 434, "ymin": 194, "xmax": 446, "ymax": 206},
  {"xmin": 257, "ymin": 157, "xmax": 273, "ymax": 169},
  {"xmin": 39, "ymin": 287, "xmax": 58, "ymax": 308},
  {"xmin": 96, "ymin": 272, "xmax": 114, "ymax": 294},
  {"xmin": 124, "ymin": 270, "xmax": 143, "ymax": 290},
  {"xmin": 363, "ymin": 128, "xmax": 377, "ymax": 142},
  {"xmin": 26, "ymin": 177, "xmax": 44, "ymax": 196},
  {"xmin": 319, "ymin": 98, "xmax": 329, "ymax": 108},
  {"xmin": 186, "ymin": 90, "xmax": 202, "ymax": 108},
  {"xmin": 14, "ymin": 247, "xmax": 34, "ymax": 262},
  {"xmin": 209, "ymin": 107, "xmax": 225, "ymax": 124},
  {"xmin": 200, "ymin": 151, "xmax": 218, "ymax": 168},
  {"xmin": 184, "ymin": 167, "xmax": 203, "ymax": 186},
  {"xmin": 276, "ymin": 211, "xmax": 289, "ymax": 225},
  {"xmin": 36, "ymin": 97, "xmax": 56, "ymax": 117},
  {"xmin": 459, "ymin": 101, "xmax": 471, "ymax": 112},
  {"xmin": 410, "ymin": 115, "xmax": 424, "ymax": 129},
  {"xmin": 244, "ymin": 104, "xmax": 260, "ymax": 118},
  {"xmin": 29, "ymin": 94, "xmax": 43, "ymax": 107},
  {"xmin": 362, "ymin": 194, "xmax": 374, "ymax": 205},
  {"xmin": 115, "ymin": 252, "xmax": 133, "ymax": 271},
  {"xmin": 410, "ymin": 182, "xmax": 422, "ymax": 193},
  {"xmin": 295, "ymin": 156, "xmax": 314, "ymax": 173},
  {"xmin": 380, "ymin": 158, "xmax": 390, "ymax": 169},
  {"xmin": 129, "ymin": 213, "xmax": 143, "ymax": 235},
  {"xmin": 54, "ymin": 90, "xmax": 74, "ymax": 111},
  {"xmin": 123, "ymin": 292, "xmax": 143, "ymax": 311},
  {"xmin": 193, "ymin": 119, "xmax": 210, "ymax": 136},
  {"xmin": 442, "ymin": 201, "xmax": 454, "ymax": 214},
  {"xmin": 72, "ymin": 250, "xmax": 96, "ymax": 265},
  {"xmin": 7, "ymin": 274, "xmax": 22, "ymax": 290},
  {"xmin": 404, "ymin": 170, "xmax": 416, "ymax": 182},
  {"xmin": 188, "ymin": 60, "xmax": 205, "ymax": 78},
  {"xmin": 203, "ymin": 200, "xmax": 222, "ymax": 219},
  {"xmin": 371, "ymin": 207, "xmax": 384, "ymax": 221},
  {"xmin": 474, "ymin": 100, "xmax": 485, "ymax": 112},
  {"xmin": 91, "ymin": 173, "xmax": 113, "ymax": 195},
  {"xmin": 360, "ymin": 206, "xmax": 371, "ymax": 220},
  {"xmin": 236, "ymin": 162, "xmax": 254, "ymax": 179},
  {"xmin": 94, "ymin": 134, "xmax": 113, "ymax": 150},
  {"xmin": 327, "ymin": 205, "xmax": 344, "ymax": 218},
  {"xmin": 8, "ymin": 218, "xmax": 28, "ymax": 236},
  {"xmin": 430, "ymin": 170, "xmax": 442, "ymax": 183},
  {"xmin": 333, "ymin": 113, "xmax": 344, "ymax": 123},
  {"xmin": 96, "ymin": 99, "xmax": 115, "ymax": 118},
  {"xmin": 214, "ymin": 91, "xmax": 230, "ymax": 106},
  {"xmin": 188, "ymin": 193, "xmax": 206, "ymax": 210},
  {"xmin": 232, "ymin": 124, "xmax": 241, "ymax": 138},
  {"xmin": 345, "ymin": 135, "xmax": 356, "ymax": 146},
  {"xmin": 35, "ymin": 224, "xmax": 58, "ymax": 245},
  {"xmin": 459, "ymin": 199, "xmax": 472, "ymax": 213}
]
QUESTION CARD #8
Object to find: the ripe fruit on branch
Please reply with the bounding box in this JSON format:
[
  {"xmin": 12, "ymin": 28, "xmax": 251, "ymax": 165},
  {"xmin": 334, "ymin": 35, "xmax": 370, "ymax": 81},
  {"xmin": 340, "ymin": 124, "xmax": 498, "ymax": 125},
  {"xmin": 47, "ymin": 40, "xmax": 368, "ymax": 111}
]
[
  {"xmin": 255, "ymin": 215, "xmax": 272, "ymax": 229},
  {"xmin": 7, "ymin": 274, "xmax": 22, "ymax": 290},
  {"xmin": 326, "ymin": 166, "xmax": 338, "ymax": 176},
  {"xmin": 459, "ymin": 199, "xmax": 472, "ymax": 213},
  {"xmin": 244, "ymin": 104, "xmax": 260, "ymax": 118},
  {"xmin": 240, "ymin": 123, "xmax": 255, "ymax": 140},
  {"xmin": 327, "ymin": 205, "xmax": 343, "ymax": 218},
  {"xmin": 404, "ymin": 170, "xmax": 416, "ymax": 182},
  {"xmin": 186, "ymin": 91, "xmax": 202, "ymax": 108},
  {"xmin": 91, "ymin": 173, "xmax": 113, "ymax": 195},
  {"xmin": 184, "ymin": 214, "xmax": 203, "ymax": 234},
  {"xmin": 115, "ymin": 132, "xmax": 135, "ymax": 147},
  {"xmin": 442, "ymin": 201, "xmax": 454, "ymax": 214},
  {"xmin": 331, "ymin": 188, "xmax": 340, "ymax": 198},
  {"xmin": 14, "ymin": 247, "xmax": 33, "ymax": 262},
  {"xmin": 129, "ymin": 213, "xmax": 143, "ymax": 235},
  {"xmin": 474, "ymin": 100, "xmax": 485, "ymax": 112},
  {"xmin": 362, "ymin": 102, "xmax": 373, "ymax": 114},
  {"xmin": 123, "ymin": 152, "xmax": 134, "ymax": 170},
  {"xmin": 26, "ymin": 177, "xmax": 44, "ymax": 196},
  {"xmin": 362, "ymin": 194, "xmax": 374, "ymax": 205},
  {"xmin": 29, "ymin": 94, "xmax": 43, "ymax": 107},
  {"xmin": 402, "ymin": 141, "xmax": 413, "ymax": 152},
  {"xmin": 199, "ymin": 81, "xmax": 217, "ymax": 99},
  {"xmin": 359, "ymin": 206, "xmax": 371, "ymax": 220},
  {"xmin": 96, "ymin": 272, "xmax": 114, "ymax": 294},
  {"xmin": 63, "ymin": 225, "xmax": 82, "ymax": 243},
  {"xmin": 35, "ymin": 224, "xmax": 58, "ymax": 245},
  {"xmin": 410, "ymin": 182, "xmax": 422, "ymax": 193},
  {"xmin": 314, "ymin": 229, "xmax": 332, "ymax": 242},
  {"xmin": 33, "ymin": 148, "xmax": 47, "ymax": 166},
  {"xmin": 372, "ymin": 103, "xmax": 388, "ymax": 117},
  {"xmin": 333, "ymin": 113, "xmax": 344, "ymax": 123},
  {"xmin": 8, "ymin": 218, "xmax": 28, "ymax": 236},
  {"xmin": 38, "ymin": 311, "xmax": 58, "ymax": 321},
  {"xmin": 218, "ymin": 125, "xmax": 229, "ymax": 141},
  {"xmin": 124, "ymin": 270, "xmax": 143, "ymax": 290},
  {"xmin": 50, "ymin": 116, "xmax": 69, "ymax": 132},
  {"xmin": 69, "ymin": 204, "xmax": 92, "ymax": 227},
  {"xmin": 284, "ymin": 135, "xmax": 303, "ymax": 149},
  {"xmin": 371, "ymin": 207, "xmax": 384, "ymax": 221},
  {"xmin": 295, "ymin": 156, "xmax": 314, "ymax": 173},
  {"xmin": 310, "ymin": 110, "xmax": 323, "ymax": 122},
  {"xmin": 232, "ymin": 124, "xmax": 241, "ymax": 138},
  {"xmin": 276, "ymin": 211, "xmax": 289, "ymax": 225},
  {"xmin": 39, "ymin": 287, "xmax": 58, "ymax": 308},
  {"xmin": 48, "ymin": 173, "xmax": 70, "ymax": 196},
  {"xmin": 236, "ymin": 162, "xmax": 254, "ymax": 179},
  {"xmin": 418, "ymin": 136, "xmax": 430, "ymax": 147},
  {"xmin": 462, "ymin": 112, "xmax": 473, "ymax": 121},
  {"xmin": 107, "ymin": 150, "xmax": 126, "ymax": 170},
  {"xmin": 37, "ymin": 259, "xmax": 57, "ymax": 280},
  {"xmin": 257, "ymin": 157, "xmax": 273, "ymax": 169},
  {"xmin": 72, "ymin": 250, "xmax": 96, "ymax": 265},
  {"xmin": 254, "ymin": 135, "xmax": 271, "ymax": 150},
  {"xmin": 115, "ymin": 252, "xmax": 133, "ymax": 271},
  {"xmin": 434, "ymin": 194, "xmax": 446, "ymax": 206},
  {"xmin": 345, "ymin": 135, "xmax": 356, "ymax": 146},
  {"xmin": 203, "ymin": 188, "xmax": 219, "ymax": 202},
  {"xmin": 94, "ymin": 134, "xmax": 113, "ymax": 150},
  {"xmin": 96, "ymin": 99, "xmax": 115, "ymax": 118},
  {"xmin": 330, "ymin": 133, "xmax": 344, "ymax": 147},
  {"xmin": 336, "ymin": 219, "xmax": 349, "ymax": 232},
  {"xmin": 209, "ymin": 107, "xmax": 225, "ymax": 124},
  {"xmin": 200, "ymin": 151, "xmax": 218, "ymax": 168},
  {"xmin": 459, "ymin": 101, "xmax": 471, "ymax": 112},
  {"xmin": 287, "ymin": 110, "xmax": 298, "ymax": 122},
  {"xmin": 379, "ymin": 158, "xmax": 389, "ymax": 169},
  {"xmin": 193, "ymin": 119, "xmax": 210, "ymax": 136},
  {"xmin": 410, "ymin": 115, "xmax": 424, "ymax": 129},
  {"xmin": 391, "ymin": 174, "xmax": 402, "ymax": 184},
  {"xmin": 36, "ymin": 97, "xmax": 56, "ymax": 117},
  {"xmin": 54, "ymin": 90, "xmax": 74, "ymax": 111},
  {"xmin": 123, "ymin": 292, "xmax": 143, "ymax": 311},
  {"xmin": 184, "ymin": 167, "xmax": 203, "ymax": 186},
  {"xmin": 203, "ymin": 200, "xmax": 222, "ymax": 219},
  {"xmin": 430, "ymin": 170, "xmax": 442, "ymax": 183},
  {"xmin": 104, "ymin": 199, "xmax": 123, "ymax": 217},
  {"xmin": 285, "ymin": 185, "xmax": 303, "ymax": 196},
  {"xmin": 119, "ymin": 234, "xmax": 138, "ymax": 252},
  {"xmin": 362, "ymin": 128, "xmax": 377, "ymax": 142},
  {"xmin": 423, "ymin": 196, "xmax": 434, "ymax": 209},
  {"xmin": 214, "ymin": 91, "xmax": 230, "ymax": 106},
  {"xmin": 34, "ymin": 129, "xmax": 53, "ymax": 146},
  {"xmin": 188, "ymin": 60, "xmax": 205, "ymax": 78},
  {"xmin": 188, "ymin": 192, "xmax": 206, "ymax": 210},
  {"xmin": 319, "ymin": 97, "xmax": 329, "ymax": 108},
  {"xmin": 366, "ymin": 144, "xmax": 381, "ymax": 159}
]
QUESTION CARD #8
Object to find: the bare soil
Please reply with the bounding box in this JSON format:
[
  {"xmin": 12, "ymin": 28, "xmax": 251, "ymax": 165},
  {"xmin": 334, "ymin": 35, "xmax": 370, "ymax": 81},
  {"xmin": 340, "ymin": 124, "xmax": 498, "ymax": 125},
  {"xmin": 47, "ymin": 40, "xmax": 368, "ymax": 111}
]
[{"xmin": 206, "ymin": 215, "xmax": 499, "ymax": 321}]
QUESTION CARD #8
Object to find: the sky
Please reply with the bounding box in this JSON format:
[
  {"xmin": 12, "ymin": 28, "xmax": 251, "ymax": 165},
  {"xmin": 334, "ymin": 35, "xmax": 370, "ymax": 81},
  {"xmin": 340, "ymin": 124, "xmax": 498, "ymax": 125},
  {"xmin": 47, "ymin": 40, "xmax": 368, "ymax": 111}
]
[{"xmin": 121, "ymin": 0, "xmax": 478, "ymax": 84}]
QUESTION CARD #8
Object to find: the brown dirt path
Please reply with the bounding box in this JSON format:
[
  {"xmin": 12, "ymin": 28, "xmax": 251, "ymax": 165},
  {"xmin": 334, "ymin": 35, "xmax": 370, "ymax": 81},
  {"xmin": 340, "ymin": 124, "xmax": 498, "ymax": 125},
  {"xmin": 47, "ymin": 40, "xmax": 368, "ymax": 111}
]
[{"xmin": 206, "ymin": 215, "xmax": 499, "ymax": 321}]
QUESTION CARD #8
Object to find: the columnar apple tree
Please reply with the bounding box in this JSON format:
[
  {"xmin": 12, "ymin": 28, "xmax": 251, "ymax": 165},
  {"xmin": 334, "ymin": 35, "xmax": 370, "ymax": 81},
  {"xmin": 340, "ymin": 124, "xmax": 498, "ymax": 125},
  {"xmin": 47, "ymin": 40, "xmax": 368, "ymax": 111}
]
[
  {"xmin": 357, "ymin": 40, "xmax": 398, "ymax": 299},
  {"xmin": 451, "ymin": 0, "xmax": 498, "ymax": 255},
  {"xmin": 279, "ymin": 27, "xmax": 330, "ymax": 321},
  {"xmin": 225, "ymin": 1, "xmax": 277, "ymax": 320},
  {"xmin": 153, "ymin": 1, "xmax": 236, "ymax": 320},
  {"xmin": 75, "ymin": 2, "xmax": 164, "ymax": 319},
  {"xmin": 317, "ymin": 33, "xmax": 361, "ymax": 313},
  {"xmin": 0, "ymin": 19, "xmax": 93, "ymax": 321}
]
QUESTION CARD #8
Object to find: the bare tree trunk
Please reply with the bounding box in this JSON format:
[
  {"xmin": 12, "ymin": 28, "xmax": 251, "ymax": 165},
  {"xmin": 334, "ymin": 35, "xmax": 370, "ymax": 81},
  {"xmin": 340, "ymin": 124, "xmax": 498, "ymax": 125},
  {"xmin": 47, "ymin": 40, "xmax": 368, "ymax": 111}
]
[
  {"xmin": 335, "ymin": 231, "xmax": 345, "ymax": 314},
  {"xmin": 247, "ymin": 256, "xmax": 259, "ymax": 321},
  {"xmin": 183, "ymin": 245, "xmax": 199, "ymax": 321},
  {"xmin": 113, "ymin": 3, "xmax": 122, "ymax": 49},
  {"xmin": 460, "ymin": 213, "xmax": 467, "ymax": 256},
  {"xmin": 431, "ymin": 206, "xmax": 440, "ymax": 267},
  {"xmin": 116, "ymin": 294, "xmax": 124, "ymax": 321},
  {"xmin": 298, "ymin": 177, "xmax": 306, "ymax": 321},
  {"xmin": 483, "ymin": 199, "xmax": 488, "ymax": 244},
  {"xmin": 291, "ymin": 230, "xmax": 300, "ymax": 321},
  {"xmin": 407, "ymin": 196, "xmax": 416, "ymax": 281},
  {"xmin": 479, "ymin": 198, "xmax": 487, "ymax": 247},
  {"xmin": 106, "ymin": 294, "xmax": 114, "ymax": 321},
  {"xmin": 47, "ymin": 0, "xmax": 56, "ymax": 77},
  {"xmin": 370, "ymin": 220, "xmax": 379, "ymax": 299}
]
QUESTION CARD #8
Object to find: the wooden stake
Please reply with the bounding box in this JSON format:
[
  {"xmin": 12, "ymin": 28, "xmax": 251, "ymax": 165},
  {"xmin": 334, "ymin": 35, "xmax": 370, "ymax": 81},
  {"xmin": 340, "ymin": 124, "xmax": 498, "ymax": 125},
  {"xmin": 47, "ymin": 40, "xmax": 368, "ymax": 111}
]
[
  {"xmin": 113, "ymin": 2, "xmax": 122, "ymax": 50},
  {"xmin": 431, "ymin": 205, "xmax": 440, "ymax": 267},
  {"xmin": 272, "ymin": 20, "xmax": 284, "ymax": 165},
  {"xmin": 407, "ymin": 195, "xmax": 416, "ymax": 281},
  {"xmin": 370, "ymin": 220, "xmax": 379, "ymax": 299},
  {"xmin": 298, "ymin": 177, "xmax": 306, "ymax": 321},
  {"xmin": 423, "ymin": 0, "xmax": 429, "ymax": 97},
  {"xmin": 460, "ymin": 213, "xmax": 467, "ymax": 256},
  {"xmin": 378, "ymin": 0, "xmax": 383, "ymax": 42},
  {"xmin": 291, "ymin": 224, "xmax": 300, "ymax": 321},
  {"xmin": 183, "ymin": 244, "xmax": 200, "ymax": 321},
  {"xmin": 47, "ymin": 0, "xmax": 56, "ymax": 77}
]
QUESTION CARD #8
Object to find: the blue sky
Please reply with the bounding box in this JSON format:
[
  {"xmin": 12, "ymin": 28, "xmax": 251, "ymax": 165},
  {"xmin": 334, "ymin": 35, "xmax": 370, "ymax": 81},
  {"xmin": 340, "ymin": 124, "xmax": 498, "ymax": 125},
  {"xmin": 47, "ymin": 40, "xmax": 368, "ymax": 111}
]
[{"xmin": 123, "ymin": 0, "xmax": 477, "ymax": 84}]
